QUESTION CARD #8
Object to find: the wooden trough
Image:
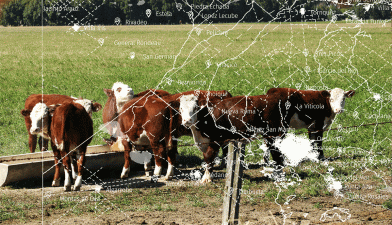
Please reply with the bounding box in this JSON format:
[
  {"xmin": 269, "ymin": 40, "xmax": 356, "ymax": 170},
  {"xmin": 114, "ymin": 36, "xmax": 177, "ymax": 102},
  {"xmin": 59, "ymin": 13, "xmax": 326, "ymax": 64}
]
[{"xmin": 0, "ymin": 144, "xmax": 126, "ymax": 187}]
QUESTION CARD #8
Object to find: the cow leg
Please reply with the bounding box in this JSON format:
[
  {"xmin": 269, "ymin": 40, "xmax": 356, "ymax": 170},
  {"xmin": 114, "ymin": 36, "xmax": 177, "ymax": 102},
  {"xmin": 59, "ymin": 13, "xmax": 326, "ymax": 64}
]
[
  {"xmin": 28, "ymin": 134, "xmax": 37, "ymax": 153},
  {"xmin": 73, "ymin": 151, "xmax": 86, "ymax": 191},
  {"xmin": 25, "ymin": 117, "xmax": 36, "ymax": 153},
  {"xmin": 70, "ymin": 152, "xmax": 78, "ymax": 181},
  {"xmin": 152, "ymin": 145, "xmax": 164, "ymax": 178},
  {"xmin": 144, "ymin": 161, "xmax": 152, "ymax": 176},
  {"xmin": 120, "ymin": 138, "xmax": 132, "ymax": 179},
  {"xmin": 43, "ymin": 138, "xmax": 49, "ymax": 151},
  {"xmin": 38, "ymin": 137, "xmax": 49, "ymax": 151},
  {"xmin": 164, "ymin": 143, "xmax": 177, "ymax": 181},
  {"xmin": 309, "ymin": 131, "xmax": 325, "ymax": 161},
  {"xmin": 141, "ymin": 146, "xmax": 153, "ymax": 177},
  {"xmin": 262, "ymin": 139, "xmax": 271, "ymax": 165},
  {"xmin": 201, "ymin": 143, "xmax": 219, "ymax": 183},
  {"xmin": 60, "ymin": 150, "xmax": 72, "ymax": 191},
  {"xmin": 51, "ymin": 143, "xmax": 61, "ymax": 187},
  {"xmin": 265, "ymin": 137, "xmax": 284, "ymax": 168}
]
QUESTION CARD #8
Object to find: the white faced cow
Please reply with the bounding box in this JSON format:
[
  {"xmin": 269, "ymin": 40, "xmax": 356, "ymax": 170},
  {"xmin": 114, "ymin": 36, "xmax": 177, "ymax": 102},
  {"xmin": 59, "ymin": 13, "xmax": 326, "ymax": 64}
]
[
  {"xmin": 21, "ymin": 94, "xmax": 101, "ymax": 153},
  {"xmin": 117, "ymin": 91, "xmax": 232, "ymax": 182},
  {"xmin": 24, "ymin": 102, "xmax": 94, "ymax": 191},
  {"xmin": 180, "ymin": 88, "xmax": 356, "ymax": 174},
  {"xmin": 111, "ymin": 82, "xmax": 134, "ymax": 113}
]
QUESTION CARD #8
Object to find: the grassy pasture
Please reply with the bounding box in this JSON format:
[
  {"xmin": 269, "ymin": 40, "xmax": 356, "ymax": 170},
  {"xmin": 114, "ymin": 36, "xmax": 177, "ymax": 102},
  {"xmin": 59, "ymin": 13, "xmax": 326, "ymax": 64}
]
[
  {"xmin": 0, "ymin": 22, "xmax": 391, "ymax": 223},
  {"xmin": 0, "ymin": 22, "xmax": 390, "ymax": 157}
]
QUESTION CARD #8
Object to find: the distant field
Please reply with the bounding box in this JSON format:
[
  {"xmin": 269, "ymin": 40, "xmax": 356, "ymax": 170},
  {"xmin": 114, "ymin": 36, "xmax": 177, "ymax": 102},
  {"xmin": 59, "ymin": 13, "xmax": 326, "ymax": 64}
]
[{"xmin": 0, "ymin": 22, "xmax": 391, "ymax": 224}]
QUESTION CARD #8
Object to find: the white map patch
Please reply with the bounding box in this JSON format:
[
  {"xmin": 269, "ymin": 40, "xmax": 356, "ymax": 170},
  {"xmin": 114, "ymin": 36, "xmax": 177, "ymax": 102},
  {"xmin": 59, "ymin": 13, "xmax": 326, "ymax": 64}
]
[{"xmin": 273, "ymin": 133, "xmax": 319, "ymax": 167}]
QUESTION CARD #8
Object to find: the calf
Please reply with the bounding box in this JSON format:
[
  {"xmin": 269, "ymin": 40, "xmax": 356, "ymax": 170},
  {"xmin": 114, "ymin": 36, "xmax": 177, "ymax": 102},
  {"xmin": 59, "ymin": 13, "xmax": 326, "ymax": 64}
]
[
  {"xmin": 118, "ymin": 90, "xmax": 232, "ymax": 181},
  {"xmin": 21, "ymin": 94, "xmax": 101, "ymax": 153},
  {"xmin": 21, "ymin": 102, "xmax": 94, "ymax": 191}
]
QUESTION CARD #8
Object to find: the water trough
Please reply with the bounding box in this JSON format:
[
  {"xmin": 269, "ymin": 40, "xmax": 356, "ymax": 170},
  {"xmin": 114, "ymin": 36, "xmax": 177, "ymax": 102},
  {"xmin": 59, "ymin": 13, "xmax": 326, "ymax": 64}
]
[{"xmin": 0, "ymin": 144, "xmax": 126, "ymax": 187}]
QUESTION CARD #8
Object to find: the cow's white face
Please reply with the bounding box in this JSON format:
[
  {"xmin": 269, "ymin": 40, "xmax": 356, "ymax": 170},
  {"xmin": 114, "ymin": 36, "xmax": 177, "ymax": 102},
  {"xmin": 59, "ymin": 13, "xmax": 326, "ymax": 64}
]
[
  {"xmin": 30, "ymin": 103, "xmax": 50, "ymax": 135},
  {"xmin": 180, "ymin": 94, "xmax": 199, "ymax": 127},
  {"xmin": 329, "ymin": 88, "xmax": 355, "ymax": 114},
  {"xmin": 112, "ymin": 82, "xmax": 134, "ymax": 107}
]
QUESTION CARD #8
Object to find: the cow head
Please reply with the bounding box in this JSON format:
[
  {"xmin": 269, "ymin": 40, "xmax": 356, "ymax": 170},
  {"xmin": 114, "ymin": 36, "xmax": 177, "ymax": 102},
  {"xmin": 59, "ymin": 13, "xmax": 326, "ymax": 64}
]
[
  {"xmin": 73, "ymin": 99, "xmax": 102, "ymax": 117},
  {"xmin": 112, "ymin": 82, "xmax": 134, "ymax": 112},
  {"xmin": 179, "ymin": 94, "xmax": 200, "ymax": 127},
  {"xmin": 28, "ymin": 103, "xmax": 58, "ymax": 136},
  {"xmin": 329, "ymin": 88, "xmax": 355, "ymax": 114}
]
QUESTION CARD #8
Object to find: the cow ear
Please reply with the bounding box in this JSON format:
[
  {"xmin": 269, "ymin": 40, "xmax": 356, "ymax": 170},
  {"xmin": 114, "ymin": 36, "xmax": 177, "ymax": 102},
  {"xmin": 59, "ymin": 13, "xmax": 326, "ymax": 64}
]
[
  {"xmin": 48, "ymin": 104, "xmax": 61, "ymax": 116},
  {"xmin": 21, "ymin": 109, "xmax": 31, "ymax": 117},
  {"xmin": 93, "ymin": 102, "xmax": 102, "ymax": 112},
  {"xmin": 169, "ymin": 100, "xmax": 180, "ymax": 110},
  {"xmin": 199, "ymin": 99, "xmax": 207, "ymax": 107},
  {"xmin": 104, "ymin": 89, "xmax": 114, "ymax": 97},
  {"xmin": 321, "ymin": 90, "xmax": 331, "ymax": 98},
  {"xmin": 345, "ymin": 90, "xmax": 355, "ymax": 98}
]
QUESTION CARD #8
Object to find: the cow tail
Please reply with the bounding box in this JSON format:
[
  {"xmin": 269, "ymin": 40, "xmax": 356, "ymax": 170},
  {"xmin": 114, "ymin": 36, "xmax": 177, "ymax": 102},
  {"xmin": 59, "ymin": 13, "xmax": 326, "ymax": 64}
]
[{"xmin": 52, "ymin": 108, "xmax": 68, "ymax": 152}]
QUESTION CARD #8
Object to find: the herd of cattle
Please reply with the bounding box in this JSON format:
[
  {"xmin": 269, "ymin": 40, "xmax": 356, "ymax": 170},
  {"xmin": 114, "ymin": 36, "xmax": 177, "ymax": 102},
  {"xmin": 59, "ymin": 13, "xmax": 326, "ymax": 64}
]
[{"xmin": 20, "ymin": 82, "xmax": 355, "ymax": 191}]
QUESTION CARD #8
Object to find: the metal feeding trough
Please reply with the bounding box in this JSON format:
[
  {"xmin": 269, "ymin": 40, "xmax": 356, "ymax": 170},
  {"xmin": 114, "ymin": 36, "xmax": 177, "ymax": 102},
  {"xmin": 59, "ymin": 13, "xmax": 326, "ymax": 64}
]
[{"xmin": 0, "ymin": 144, "xmax": 127, "ymax": 187}]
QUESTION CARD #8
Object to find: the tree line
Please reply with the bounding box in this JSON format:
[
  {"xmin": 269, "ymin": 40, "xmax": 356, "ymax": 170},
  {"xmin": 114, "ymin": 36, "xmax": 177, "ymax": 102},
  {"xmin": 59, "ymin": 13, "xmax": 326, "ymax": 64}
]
[{"xmin": 0, "ymin": 0, "xmax": 390, "ymax": 26}]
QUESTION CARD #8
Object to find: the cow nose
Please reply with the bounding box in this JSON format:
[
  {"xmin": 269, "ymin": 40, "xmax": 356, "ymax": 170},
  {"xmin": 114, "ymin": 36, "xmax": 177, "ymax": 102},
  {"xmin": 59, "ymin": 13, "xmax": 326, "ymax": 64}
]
[
  {"xmin": 30, "ymin": 127, "xmax": 40, "ymax": 133},
  {"xmin": 182, "ymin": 120, "xmax": 192, "ymax": 126}
]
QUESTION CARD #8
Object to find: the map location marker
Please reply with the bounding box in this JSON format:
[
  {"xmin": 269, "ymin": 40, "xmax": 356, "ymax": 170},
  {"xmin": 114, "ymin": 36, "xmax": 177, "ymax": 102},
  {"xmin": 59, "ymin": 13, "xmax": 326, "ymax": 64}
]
[
  {"xmin": 98, "ymin": 38, "xmax": 104, "ymax": 46},
  {"xmin": 129, "ymin": 52, "xmax": 135, "ymax": 59},
  {"xmin": 114, "ymin": 17, "xmax": 121, "ymax": 25},
  {"xmin": 300, "ymin": 8, "xmax": 305, "ymax": 16},
  {"xmin": 72, "ymin": 24, "xmax": 81, "ymax": 31},
  {"xmin": 146, "ymin": 9, "xmax": 152, "ymax": 18},
  {"xmin": 304, "ymin": 66, "xmax": 311, "ymax": 73},
  {"xmin": 188, "ymin": 11, "xmax": 193, "ymax": 20},
  {"xmin": 176, "ymin": 3, "xmax": 182, "ymax": 11},
  {"xmin": 303, "ymin": 48, "xmax": 309, "ymax": 57}
]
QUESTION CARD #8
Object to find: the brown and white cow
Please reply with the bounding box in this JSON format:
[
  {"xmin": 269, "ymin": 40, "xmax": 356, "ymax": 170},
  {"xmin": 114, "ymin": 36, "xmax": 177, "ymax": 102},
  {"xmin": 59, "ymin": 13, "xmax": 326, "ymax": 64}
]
[
  {"xmin": 21, "ymin": 94, "xmax": 102, "ymax": 153},
  {"xmin": 21, "ymin": 102, "xmax": 94, "ymax": 191},
  {"xmin": 102, "ymin": 82, "xmax": 171, "ymax": 174},
  {"xmin": 180, "ymin": 88, "xmax": 355, "ymax": 180},
  {"xmin": 102, "ymin": 82, "xmax": 171, "ymax": 141},
  {"xmin": 117, "ymin": 90, "xmax": 232, "ymax": 181}
]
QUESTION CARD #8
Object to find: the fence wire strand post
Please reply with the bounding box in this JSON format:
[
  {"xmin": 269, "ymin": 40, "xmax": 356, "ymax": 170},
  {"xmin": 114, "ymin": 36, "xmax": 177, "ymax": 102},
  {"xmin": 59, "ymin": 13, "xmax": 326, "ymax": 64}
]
[{"xmin": 222, "ymin": 141, "xmax": 246, "ymax": 225}]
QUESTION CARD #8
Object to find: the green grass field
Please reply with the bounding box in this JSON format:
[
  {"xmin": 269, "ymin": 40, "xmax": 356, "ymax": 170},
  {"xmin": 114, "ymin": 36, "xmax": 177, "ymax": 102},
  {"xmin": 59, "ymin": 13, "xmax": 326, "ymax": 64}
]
[
  {"xmin": 0, "ymin": 22, "xmax": 391, "ymax": 223},
  {"xmin": 0, "ymin": 22, "xmax": 390, "ymax": 158}
]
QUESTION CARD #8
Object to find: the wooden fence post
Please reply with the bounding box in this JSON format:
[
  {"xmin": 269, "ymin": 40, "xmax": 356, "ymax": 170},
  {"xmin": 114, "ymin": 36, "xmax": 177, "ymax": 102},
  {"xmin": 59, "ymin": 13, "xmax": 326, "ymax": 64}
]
[{"xmin": 222, "ymin": 141, "xmax": 246, "ymax": 225}]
